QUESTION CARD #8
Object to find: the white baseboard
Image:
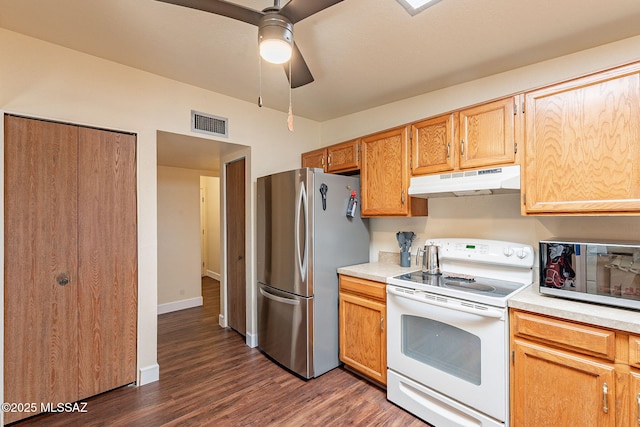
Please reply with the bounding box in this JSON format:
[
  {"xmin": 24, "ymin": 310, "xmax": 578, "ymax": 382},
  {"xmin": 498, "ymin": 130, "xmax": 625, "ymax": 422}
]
[
  {"xmin": 246, "ymin": 331, "xmax": 258, "ymax": 348},
  {"xmin": 157, "ymin": 296, "xmax": 203, "ymax": 315},
  {"xmin": 206, "ymin": 270, "xmax": 220, "ymax": 281},
  {"xmin": 138, "ymin": 363, "xmax": 160, "ymax": 385}
]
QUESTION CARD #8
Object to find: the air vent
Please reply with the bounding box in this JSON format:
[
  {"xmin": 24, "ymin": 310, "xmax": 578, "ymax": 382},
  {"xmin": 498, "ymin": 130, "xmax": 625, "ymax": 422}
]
[{"xmin": 191, "ymin": 110, "xmax": 228, "ymax": 138}]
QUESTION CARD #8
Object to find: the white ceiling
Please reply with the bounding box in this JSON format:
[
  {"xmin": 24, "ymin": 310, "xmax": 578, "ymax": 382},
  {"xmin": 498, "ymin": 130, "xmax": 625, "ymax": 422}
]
[
  {"xmin": 2, "ymin": 0, "xmax": 640, "ymax": 171},
  {"xmin": 2, "ymin": 0, "xmax": 640, "ymax": 123}
]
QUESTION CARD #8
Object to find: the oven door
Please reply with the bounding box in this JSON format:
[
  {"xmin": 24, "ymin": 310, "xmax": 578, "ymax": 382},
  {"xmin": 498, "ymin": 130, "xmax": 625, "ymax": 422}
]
[{"xmin": 387, "ymin": 285, "xmax": 508, "ymax": 423}]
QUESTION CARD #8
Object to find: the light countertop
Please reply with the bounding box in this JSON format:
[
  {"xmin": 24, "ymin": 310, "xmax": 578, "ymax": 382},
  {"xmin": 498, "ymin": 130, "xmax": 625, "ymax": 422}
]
[
  {"xmin": 338, "ymin": 256, "xmax": 640, "ymax": 334},
  {"xmin": 337, "ymin": 261, "xmax": 417, "ymax": 283},
  {"xmin": 509, "ymin": 285, "xmax": 640, "ymax": 334}
]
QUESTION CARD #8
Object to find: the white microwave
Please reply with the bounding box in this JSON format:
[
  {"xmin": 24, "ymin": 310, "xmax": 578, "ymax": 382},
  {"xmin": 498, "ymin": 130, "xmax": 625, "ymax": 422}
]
[{"xmin": 539, "ymin": 238, "xmax": 640, "ymax": 310}]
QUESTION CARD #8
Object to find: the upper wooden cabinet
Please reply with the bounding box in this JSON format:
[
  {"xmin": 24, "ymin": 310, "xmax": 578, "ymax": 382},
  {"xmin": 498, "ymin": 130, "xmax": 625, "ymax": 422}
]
[
  {"xmin": 522, "ymin": 62, "xmax": 640, "ymax": 215},
  {"xmin": 301, "ymin": 139, "xmax": 360, "ymax": 174},
  {"xmin": 411, "ymin": 96, "xmax": 520, "ymax": 176},
  {"xmin": 411, "ymin": 113, "xmax": 456, "ymax": 175},
  {"xmin": 301, "ymin": 147, "xmax": 326, "ymax": 170},
  {"xmin": 361, "ymin": 126, "xmax": 428, "ymax": 217}
]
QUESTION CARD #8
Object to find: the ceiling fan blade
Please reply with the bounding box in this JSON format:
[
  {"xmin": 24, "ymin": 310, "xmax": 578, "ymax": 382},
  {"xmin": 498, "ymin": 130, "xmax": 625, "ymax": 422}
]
[
  {"xmin": 279, "ymin": 0, "xmax": 343, "ymax": 24},
  {"xmin": 156, "ymin": 0, "xmax": 263, "ymax": 26},
  {"xmin": 284, "ymin": 42, "xmax": 314, "ymax": 88}
]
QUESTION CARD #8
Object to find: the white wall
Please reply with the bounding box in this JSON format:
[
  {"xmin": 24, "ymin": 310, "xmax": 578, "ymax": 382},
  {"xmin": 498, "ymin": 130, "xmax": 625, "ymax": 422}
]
[
  {"xmin": 203, "ymin": 176, "xmax": 221, "ymax": 277},
  {"xmin": 0, "ymin": 27, "xmax": 320, "ymax": 405},
  {"xmin": 319, "ymin": 35, "xmax": 640, "ymax": 265},
  {"xmin": 157, "ymin": 166, "xmax": 209, "ymax": 312}
]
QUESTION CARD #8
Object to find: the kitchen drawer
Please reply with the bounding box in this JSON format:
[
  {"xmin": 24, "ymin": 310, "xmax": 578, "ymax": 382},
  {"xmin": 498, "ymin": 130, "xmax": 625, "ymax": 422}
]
[
  {"xmin": 511, "ymin": 310, "xmax": 615, "ymax": 361},
  {"xmin": 339, "ymin": 275, "xmax": 386, "ymax": 302},
  {"xmin": 629, "ymin": 335, "xmax": 640, "ymax": 369}
]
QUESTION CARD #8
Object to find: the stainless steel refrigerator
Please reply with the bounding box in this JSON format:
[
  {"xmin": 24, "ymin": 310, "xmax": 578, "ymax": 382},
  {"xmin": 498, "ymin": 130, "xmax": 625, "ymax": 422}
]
[{"xmin": 257, "ymin": 168, "xmax": 370, "ymax": 379}]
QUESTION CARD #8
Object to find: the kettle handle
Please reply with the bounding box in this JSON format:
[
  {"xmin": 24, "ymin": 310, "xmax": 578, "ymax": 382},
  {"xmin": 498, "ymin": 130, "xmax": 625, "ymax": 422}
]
[{"xmin": 416, "ymin": 247, "xmax": 425, "ymax": 267}]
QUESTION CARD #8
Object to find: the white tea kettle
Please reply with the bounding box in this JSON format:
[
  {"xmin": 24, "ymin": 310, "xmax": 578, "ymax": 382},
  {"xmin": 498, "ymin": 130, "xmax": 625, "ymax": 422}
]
[{"xmin": 416, "ymin": 242, "xmax": 441, "ymax": 275}]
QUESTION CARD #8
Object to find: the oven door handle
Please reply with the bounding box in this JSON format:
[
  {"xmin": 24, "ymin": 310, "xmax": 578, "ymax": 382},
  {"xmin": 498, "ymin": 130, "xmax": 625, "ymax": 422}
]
[{"xmin": 387, "ymin": 287, "xmax": 505, "ymax": 319}]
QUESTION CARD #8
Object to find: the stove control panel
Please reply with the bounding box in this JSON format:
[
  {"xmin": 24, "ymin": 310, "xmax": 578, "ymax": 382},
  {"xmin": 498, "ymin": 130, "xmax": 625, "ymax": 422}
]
[{"xmin": 429, "ymin": 238, "xmax": 534, "ymax": 268}]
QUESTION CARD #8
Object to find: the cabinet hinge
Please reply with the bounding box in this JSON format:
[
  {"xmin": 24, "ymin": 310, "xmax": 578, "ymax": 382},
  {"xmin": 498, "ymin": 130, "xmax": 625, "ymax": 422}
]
[
  {"xmin": 512, "ymin": 350, "xmax": 515, "ymax": 363},
  {"xmin": 523, "ymin": 193, "xmax": 526, "ymax": 205},
  {"xmin": 514, "ymin": 143, "xmax": 518, "ymax": 154},
  {"xmin": 409, "ymin": 129, "xmax": 413, "ymax": 140},
  {"xmin": 513, "ymin": 103, "xmax": 517, "ymax": 115},
  {"xmin": 522, "ymin": 102, "xmax": 525, "ymax": 114}
]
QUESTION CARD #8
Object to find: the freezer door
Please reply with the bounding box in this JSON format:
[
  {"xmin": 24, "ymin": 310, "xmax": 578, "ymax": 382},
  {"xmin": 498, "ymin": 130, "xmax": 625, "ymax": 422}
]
[
  {"xmin": 257, "ymin": 169, "xmax": 313, "ymax": 297},
  {"xmin": 257, "ymin": 282, "xmax": 312, "ymax": 378}
]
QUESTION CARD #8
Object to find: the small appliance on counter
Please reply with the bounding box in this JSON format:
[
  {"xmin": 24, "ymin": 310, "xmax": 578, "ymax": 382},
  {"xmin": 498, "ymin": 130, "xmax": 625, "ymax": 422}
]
[{"xmin": 539, "ymin": 238, "xmax": 640, "ymax": 310}]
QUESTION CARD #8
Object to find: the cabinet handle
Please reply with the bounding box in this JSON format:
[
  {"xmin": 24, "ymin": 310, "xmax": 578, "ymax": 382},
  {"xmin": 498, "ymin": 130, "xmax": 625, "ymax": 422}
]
[
  {"xmin": 401, "ymin": 190, "xmax": 405, "ymax": 205},
  {"xmin": 460, "ymin": 139, "xmax": 465, "ymax": 157},
  {"xmin": 603, "ymin": 382, "xmax": 609, "ymax": 414},
  {"xmin": 380, "ymin": 315, "xmax": 384, "ymax": 331},
  {"xmin": 321, "ymin": 156, "xmax": 325, "ymax": 167},
  {"xmin": 446, "ymin": 142, "xmax": 450, "ymax": 159},
  {"xmin": 637, "ymin": 393, "xmax": 640, "ymax": 423},
  {"xmin": 327, "ymin": 154, "xmax": 331, "ymax": 165}
]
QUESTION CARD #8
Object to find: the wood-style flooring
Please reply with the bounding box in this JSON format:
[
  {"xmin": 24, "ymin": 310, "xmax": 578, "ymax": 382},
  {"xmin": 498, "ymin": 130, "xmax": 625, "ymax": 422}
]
[{"xmin": 11, "ymin": 277, "xmax": 426, "ymax": 426}]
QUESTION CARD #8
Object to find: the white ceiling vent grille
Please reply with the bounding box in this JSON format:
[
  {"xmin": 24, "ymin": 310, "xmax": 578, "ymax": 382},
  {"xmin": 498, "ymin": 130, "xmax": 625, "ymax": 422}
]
[{"xmin": 191, "ymin": 110, "xmax": 228, "ymax": 138}]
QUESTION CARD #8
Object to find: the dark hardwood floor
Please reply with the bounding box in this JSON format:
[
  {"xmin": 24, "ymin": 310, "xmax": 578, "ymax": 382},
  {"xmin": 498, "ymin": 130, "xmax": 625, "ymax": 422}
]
[{"xmin": 12, "ymin": 277, "xmax": 426, "ymax": 426}]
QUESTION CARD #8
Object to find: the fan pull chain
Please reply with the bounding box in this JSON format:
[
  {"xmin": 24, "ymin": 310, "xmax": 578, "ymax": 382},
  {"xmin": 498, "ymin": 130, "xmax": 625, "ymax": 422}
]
[
  {"xmin": 287, "ymin": 59, "xmax": 294, "ymax": 132},
  {"xmin": 258, "ymin": 52, "xmax": 263, "ymax": 107}
]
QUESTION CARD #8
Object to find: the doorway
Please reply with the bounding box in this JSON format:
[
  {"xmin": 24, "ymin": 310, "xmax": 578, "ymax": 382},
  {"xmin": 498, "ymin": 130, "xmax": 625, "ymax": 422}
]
[{"xmin": 156, "ymin": 131, "xmax": 248, "ymax": 331}]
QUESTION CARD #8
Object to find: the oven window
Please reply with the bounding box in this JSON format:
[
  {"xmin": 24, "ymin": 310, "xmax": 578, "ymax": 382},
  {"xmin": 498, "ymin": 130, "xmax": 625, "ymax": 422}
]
[{"xmin": 401, "ymin": 314, "xmax": 481, "ymax": 385}]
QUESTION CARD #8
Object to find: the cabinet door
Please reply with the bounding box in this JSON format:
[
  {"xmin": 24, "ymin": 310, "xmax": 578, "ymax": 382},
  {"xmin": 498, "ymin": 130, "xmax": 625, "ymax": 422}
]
[
  {"xmin": 339, "ymin": 292, "xmax": 386, "ymax": 385},
  {"xmin": 4, "ymin": 116, "xmax": 80, "ymax": 424},
  {"xmin": 301, "ymin": 148, "xmax": 326, "ymax": 171},
  {"xmin": 512, "ymin": 339, "xmax": 616, "ymax": 427},
  {"xmin": 361, "ymin": 127, "xmax": 410, "ymax": 216},
  {"xmin": 459, "ymin": 96, "xmax": 518, "ymax": 169},
  {"xmin": 411, "ymin": 113, "xmax": 456, "ymax": 175},
  {"xmin": 77, "ymin": 127, "xmax": 137, "ymax": 399},
  {"xmin": 327, "ymin": 139, "xmax": 360, "ymax": 173},
  {"xmin": 523, "ymin": 63, "xmax": 640, "ymax": 214},
  {"xmin": 630, "ymin": 371, "xmax": 640, "ymax": 426}
]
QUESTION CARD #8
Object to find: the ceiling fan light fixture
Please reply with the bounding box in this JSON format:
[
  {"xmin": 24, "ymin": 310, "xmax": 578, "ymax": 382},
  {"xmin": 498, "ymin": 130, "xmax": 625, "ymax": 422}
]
[{"xmin": 258, "ymin": 14, "xmax": 293, "ymax": 64}]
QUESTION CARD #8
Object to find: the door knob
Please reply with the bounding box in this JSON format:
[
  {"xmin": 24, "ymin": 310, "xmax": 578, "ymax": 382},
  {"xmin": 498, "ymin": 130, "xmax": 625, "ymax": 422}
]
[{"xmin": 56, "ymin": 273, "xmax": 70, "ymax": 286}]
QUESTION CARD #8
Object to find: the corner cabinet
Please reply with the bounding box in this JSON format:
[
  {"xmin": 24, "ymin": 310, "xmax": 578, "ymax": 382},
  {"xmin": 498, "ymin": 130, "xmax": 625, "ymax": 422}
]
[
  {"xmin": 339, "ymin": 275, "xmax": 387, "ymax": 386},
  {"xmin": 411, "ymin": 96, "xmax": 520, "ymax": 176},
  {"xmin": 301, "ymin": 139, "xmax": 360, "ymax": 174},
  {"xmin": 361, "ymin": 126, "xmax": 427, "ymax": 217},
  {"xmin": 522, "ymin": 61, "xmax": 640, "ymax": 215}
]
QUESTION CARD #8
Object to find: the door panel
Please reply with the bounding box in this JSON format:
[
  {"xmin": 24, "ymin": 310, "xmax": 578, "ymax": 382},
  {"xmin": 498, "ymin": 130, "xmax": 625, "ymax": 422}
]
[
  {"xmin": 77, "ymin": 127, "xmax": 138, "ymax": 398},
  {"xmin": 257, "ymin": 283, "xmax": 311, "ymax": 378},
  {"xmin": 257, "ymin": 169, "xmax": 310, "ymax": 297},
  {"xmin": 4, "ymin": 115, "xmax": 80, "ymax": 423},
  {"xmin": 226, "ymin": 158, "xmax": 246, "ymax": 334}
]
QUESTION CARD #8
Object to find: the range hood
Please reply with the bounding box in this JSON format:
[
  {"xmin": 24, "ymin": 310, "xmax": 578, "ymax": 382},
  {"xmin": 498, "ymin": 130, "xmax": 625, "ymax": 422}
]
[{"xmin": 408, "ymin": 165, "xmax": 521, "ymax": 198}]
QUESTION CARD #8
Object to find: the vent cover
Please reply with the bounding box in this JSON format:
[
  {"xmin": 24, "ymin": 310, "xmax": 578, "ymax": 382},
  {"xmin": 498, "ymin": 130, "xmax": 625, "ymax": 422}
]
[{"xmin": 191, "ymin": 110, "xmax": 228, "ymax": 138}]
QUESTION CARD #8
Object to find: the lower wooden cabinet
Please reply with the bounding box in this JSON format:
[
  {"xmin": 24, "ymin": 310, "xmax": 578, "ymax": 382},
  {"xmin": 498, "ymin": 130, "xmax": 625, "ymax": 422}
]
[
  {"xmin": 339, "ymin": 275, "xmax": 386, "ymax": 386},
  {"xmin": 510, "ymin": 309, "xmax": 640, "ymax": 427}
]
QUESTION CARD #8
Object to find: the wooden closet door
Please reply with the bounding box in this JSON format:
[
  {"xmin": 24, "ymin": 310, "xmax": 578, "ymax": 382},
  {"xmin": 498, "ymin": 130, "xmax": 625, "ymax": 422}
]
[
  {"xmin": 226, "ymin": 158, "xmax": 246, "ymax": 335},
  {"xmin": 4, "ymin": 115, "xmax": 80, "ymax": 424},
  {"xmin": 77, "ymin": 127, "xmax": 137, "ymax": 398}
]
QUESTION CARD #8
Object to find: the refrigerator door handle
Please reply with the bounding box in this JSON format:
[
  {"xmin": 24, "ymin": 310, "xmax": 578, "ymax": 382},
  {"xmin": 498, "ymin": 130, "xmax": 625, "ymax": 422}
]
[
  {"xmin": 259, "ymin": 286, "xmax": 301, "ymax": 306},
  {"xmin": 296, "ymin": 181, "xmax": 308, "ymax": 282}
]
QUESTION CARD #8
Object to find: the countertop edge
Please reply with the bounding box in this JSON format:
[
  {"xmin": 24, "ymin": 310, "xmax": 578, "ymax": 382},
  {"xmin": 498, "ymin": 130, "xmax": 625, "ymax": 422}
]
[{"xmin": 509, "ymin": 285, "xmax": 640, "ymax": 334}]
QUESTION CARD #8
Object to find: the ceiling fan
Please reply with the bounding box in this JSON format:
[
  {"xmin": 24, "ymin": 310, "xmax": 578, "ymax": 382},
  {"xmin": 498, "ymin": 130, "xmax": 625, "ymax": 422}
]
[{"xmin": 156, "ymin": 0, "xmax": 344, "ymax": 88}]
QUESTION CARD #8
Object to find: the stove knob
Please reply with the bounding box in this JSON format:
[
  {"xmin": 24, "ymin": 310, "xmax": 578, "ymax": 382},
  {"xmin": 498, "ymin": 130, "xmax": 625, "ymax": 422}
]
[
  {"xmin": 503, "ymin": 247, "xmax": 514, "ymax": 257},
  {"xmin": 517, "ymin": 248, "xmax": 528, "ymax": 259}
]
